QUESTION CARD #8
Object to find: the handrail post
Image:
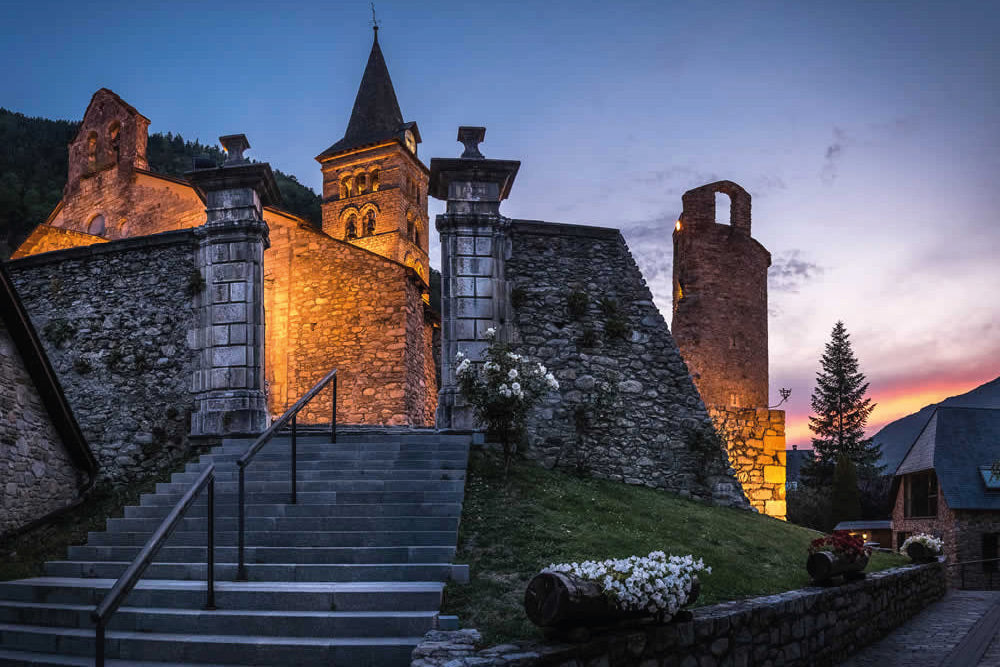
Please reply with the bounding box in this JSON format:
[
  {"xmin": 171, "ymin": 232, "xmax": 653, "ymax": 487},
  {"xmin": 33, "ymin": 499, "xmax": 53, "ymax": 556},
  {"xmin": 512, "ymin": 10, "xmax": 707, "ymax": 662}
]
[
  {"xmin": 96, "ymin": 621, "xmax": 105, "ymax": 667},
  {"xmin": 206, "ymin": 473, "xmax": 216, "ymax": 609},
  {"xmin": 331, "ymin": 375, "xmax": 337, "ymax": 444},
  {"xmin": 237, "ymin": 464, "xmax": 247, "ymax": 581},
  {"xmin": 291, "ymin": 414, "xmax": 298, "ymax": 505}
]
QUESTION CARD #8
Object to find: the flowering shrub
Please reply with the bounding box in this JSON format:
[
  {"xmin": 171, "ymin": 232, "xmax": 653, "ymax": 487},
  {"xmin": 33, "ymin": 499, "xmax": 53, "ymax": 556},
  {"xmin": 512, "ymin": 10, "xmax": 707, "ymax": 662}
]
[
  {"xmin": 808, "ymin": 531, "xmax": 870, "ymax": 562},
  {"xmin": 455, "ymin": 328, "xmax": 559, "ymax": 476},
  {"xmin": 900, "ymin": 533, "xmax": 943, "ymax": 557},
  {"xmin": 544, "ymin": 551, "xmax": 710, "ymax": 618}
]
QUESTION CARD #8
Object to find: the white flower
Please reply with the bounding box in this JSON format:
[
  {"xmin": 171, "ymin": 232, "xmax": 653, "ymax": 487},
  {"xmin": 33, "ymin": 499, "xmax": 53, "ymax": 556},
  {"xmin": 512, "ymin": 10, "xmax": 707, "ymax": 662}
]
[
  {"xmin": 484, "ymin": 361, "xmax": 498, "ymax": 372},
  {"xmin": 900, "ymin": 533, "xmax": 943, "ymax": 556},
  {"xmin": 484, "ymin": 327, "xmax": 496, "ymax": 339},
  {"xmin": 455, "ymin": 358, "xmax": 472, "ymax": 375},
  {"xmin": 508, "ymin": 368, "xmax": 518, "ymax": 380}
]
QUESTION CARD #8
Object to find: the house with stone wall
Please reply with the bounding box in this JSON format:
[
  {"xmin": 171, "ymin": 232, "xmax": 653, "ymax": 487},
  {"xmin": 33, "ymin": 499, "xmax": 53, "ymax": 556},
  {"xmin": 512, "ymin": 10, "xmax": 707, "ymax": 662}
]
[
  {"xmin": 891, "ymin": 406, "xmax": 1000, "ymax": 587},
  {"xmin": 0, "ymin": 260, "xmax": 96, "ymax": 535}
]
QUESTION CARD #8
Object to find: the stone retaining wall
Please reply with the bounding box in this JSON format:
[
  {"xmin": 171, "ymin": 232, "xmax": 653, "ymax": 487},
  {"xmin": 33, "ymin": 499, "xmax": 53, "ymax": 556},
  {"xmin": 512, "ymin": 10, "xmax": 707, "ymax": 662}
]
[
  {"xmin": 412, "ymin": 563, "xmax": 946, "ymax": 667},
  {"xmin": 505, "ymin": 220, "xmax": 744, "ymax": 506},
  {"xmin": 8, "ymin": 231, "xmax": 201, "ymax": 483}
]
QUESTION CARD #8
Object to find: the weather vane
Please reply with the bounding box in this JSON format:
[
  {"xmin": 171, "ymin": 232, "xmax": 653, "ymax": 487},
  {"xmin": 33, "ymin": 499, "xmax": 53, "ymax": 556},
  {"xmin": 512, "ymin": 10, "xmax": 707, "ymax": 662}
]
[{"xmin": 370, "ymin": 2, "xmax": 380, "ymax": 32}]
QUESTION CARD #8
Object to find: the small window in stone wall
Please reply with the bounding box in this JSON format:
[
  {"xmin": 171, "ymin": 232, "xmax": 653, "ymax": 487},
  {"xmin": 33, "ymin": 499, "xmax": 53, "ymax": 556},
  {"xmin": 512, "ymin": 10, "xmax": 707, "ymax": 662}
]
[
  {"xmin": 983, "ymin": 533, "xmax": 999, "ymax": 572},
  {"xmin": 87, "ymin": 131, "xmax": 98, "ymax": 165},
  {"xmin": 729, "ymin": 392, "xmax": 739, "ymax": 408},
  {"xmin": 370, "ymin": 169, "xmax": 379, "ymax": 191},
  {"xmin": 364, "ymin": 210, "xmax": 376, "ymax": 236},
  {"xmin": 109, "ymin": 121, "xmax": 121, "ymax": 161},
  {"xmin": 88, "ymin": 214, "xmax": 106, "ymax": 236},
  {"xmin": 345, "ymin": 215, "xmax": 358, "ymax": 239},
  {"xmin": 356, "ymin": 173, "xmax": 368, "ymax": 194}
]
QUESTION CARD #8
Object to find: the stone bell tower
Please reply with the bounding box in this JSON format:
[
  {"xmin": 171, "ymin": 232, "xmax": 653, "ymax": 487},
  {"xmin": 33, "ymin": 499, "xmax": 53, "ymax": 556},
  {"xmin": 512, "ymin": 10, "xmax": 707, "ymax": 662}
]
[{"xmin": 315, "ymin": 27, "xmax": 431, "ymax": 282}]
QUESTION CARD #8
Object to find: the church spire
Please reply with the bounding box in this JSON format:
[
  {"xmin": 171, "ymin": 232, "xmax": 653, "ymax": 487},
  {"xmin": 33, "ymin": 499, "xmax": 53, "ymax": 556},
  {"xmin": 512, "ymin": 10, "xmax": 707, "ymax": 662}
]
[{"xmin": 317, "ymin": 27, "xmax": 407, "ymax": 159}]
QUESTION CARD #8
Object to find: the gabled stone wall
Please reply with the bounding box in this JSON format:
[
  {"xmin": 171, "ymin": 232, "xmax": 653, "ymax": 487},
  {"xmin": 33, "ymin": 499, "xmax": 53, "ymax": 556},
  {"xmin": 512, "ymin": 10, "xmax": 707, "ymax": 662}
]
[
  {"xmin": 0, "ymin": 319, "xmax": 84, "ymax": 534},
  {"xmin": 8, "ymin": 232, "xmax": 201, "ymax": 483},
  {"xmin": 505, "ymin": 220, "xmax": 744, "ymax": 505}
]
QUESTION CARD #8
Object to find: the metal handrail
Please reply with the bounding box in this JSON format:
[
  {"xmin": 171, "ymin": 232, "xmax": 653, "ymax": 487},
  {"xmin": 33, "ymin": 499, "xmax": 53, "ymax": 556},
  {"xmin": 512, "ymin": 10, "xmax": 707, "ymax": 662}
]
[
  {"xmin": 947, "ymin": 557, "xmax": 1000, "ymax": 590},
  {"xmin": 92, "ymin": 463, "xmax": 216, "ymax": 667},
  {"xmin": 236, "ymin": 368, "xmax": 338, "ymax": 580}
]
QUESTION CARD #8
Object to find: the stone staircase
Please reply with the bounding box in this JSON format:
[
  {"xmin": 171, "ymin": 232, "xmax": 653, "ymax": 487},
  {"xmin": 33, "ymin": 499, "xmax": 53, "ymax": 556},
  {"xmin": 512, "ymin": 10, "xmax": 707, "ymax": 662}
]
[{"xmin": 0, "ymin": 430, "xmax": 471, "ymax": 665}]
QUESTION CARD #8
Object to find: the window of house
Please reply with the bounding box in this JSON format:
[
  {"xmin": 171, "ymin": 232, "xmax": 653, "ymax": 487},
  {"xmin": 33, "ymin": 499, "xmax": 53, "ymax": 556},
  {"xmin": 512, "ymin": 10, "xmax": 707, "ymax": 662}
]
[
  {"xmin": 983, "ymin": 533, "xmax": 999, "ymax": 572},
  {"xmin": 904, "ymin": 471, "xmax": 938, "ymax": 518}
]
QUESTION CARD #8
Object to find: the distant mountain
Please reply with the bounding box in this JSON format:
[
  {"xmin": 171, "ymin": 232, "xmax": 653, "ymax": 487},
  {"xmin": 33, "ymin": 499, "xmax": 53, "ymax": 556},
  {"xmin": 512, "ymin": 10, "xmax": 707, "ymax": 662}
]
[
  {"xmin": 873, "ymin": 376, "xmax": 1000, "ymax": 474},
  {"xmin": 0, "ymin": 108, "xmax": 322, "ymax": 259}
]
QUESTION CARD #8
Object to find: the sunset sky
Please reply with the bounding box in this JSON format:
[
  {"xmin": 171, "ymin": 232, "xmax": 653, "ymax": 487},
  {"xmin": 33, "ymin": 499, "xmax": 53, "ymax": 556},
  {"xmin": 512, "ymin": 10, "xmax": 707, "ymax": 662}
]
[{"xmin": 3, "ymin": 0, "xmax": 998, "ymax": 445}]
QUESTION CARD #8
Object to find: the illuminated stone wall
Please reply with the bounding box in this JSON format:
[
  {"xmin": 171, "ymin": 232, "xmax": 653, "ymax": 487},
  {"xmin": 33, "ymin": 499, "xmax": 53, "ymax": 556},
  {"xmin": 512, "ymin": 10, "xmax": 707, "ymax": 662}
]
[
  {"xmin": 11, "ymin": 225, "xmax": 107, "ymax": 259},
  {"xmin": 709, "ymin": 407, "xmax": 786, "ymax": 519},
  {"xmin": 263, "ymin": 219, "xmax": 434, "ymax": 426}
]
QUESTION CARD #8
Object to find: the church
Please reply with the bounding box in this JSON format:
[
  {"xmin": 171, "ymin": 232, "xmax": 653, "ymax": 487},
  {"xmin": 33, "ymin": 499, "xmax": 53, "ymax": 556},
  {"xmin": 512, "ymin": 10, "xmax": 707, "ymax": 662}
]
[{"xmin": 13, "ymin": 29, "xmax": 437, "ymax": 428}]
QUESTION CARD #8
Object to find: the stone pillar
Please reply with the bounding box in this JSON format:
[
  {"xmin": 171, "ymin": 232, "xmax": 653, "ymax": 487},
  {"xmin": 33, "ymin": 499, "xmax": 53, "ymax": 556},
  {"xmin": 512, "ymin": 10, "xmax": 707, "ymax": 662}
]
[
  {"xmin": 429, "ymin": 127, "xmax": 520, "ymax": 430},
  {"xmin": 186, "ymin": 135, "xmax": 280, "ymax": 437}
]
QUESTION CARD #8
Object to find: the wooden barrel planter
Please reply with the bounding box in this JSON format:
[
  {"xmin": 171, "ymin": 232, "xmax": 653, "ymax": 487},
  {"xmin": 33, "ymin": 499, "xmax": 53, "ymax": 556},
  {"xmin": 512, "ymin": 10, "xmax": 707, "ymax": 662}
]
[
  {"xmin": 806, "ymin": 550, "xmax": 869, "ymax": 584},
  {"xmin": 524, "ymin": 571, "xmax": 700, "ymax": 629},
  {"xmin": 905, "ymin": 542, "xmax": 939, "ymax": 563}
]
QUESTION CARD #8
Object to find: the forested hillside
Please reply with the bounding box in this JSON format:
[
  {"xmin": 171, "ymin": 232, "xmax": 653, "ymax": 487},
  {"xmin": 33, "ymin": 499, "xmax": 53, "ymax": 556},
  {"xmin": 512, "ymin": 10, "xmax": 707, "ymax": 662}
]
[{"xmin": 0, "ymin": 108, "xmax": 322, "ymax": 259}]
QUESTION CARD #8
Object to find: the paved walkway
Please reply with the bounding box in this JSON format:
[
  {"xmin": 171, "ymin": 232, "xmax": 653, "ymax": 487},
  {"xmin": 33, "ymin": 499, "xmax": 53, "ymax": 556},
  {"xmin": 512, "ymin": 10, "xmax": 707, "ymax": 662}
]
[{"xmin": 838, "ymin": 590, "xmax": 1000, "ymax": 667}]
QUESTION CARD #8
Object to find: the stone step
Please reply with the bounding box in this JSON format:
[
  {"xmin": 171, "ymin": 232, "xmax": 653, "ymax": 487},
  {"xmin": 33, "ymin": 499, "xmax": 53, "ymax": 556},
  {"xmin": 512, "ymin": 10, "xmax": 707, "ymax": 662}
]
[
  {"xmin": 214, "ymin": 442, "xmax": 470, "ymax": 455},
  {"xmin": 0, "ymin": 623, "xmax": 420, "ymax": 665},
  {"xmin": 173, "ymin": 469, "xmax": 466, "ymax": 482},
  {"xmin": 124, "ymin": 502, "xmax": 463, "ymax": 520},
  {"xmin": 105, "ymin": 516, "xmax": 459, "ymax": 534},
  {"xmin": 66, "ymin": 545, "xmax": 457, "ymax": 564},
  {"xmin": 231, "ymin": 432, "xmax": 469, "ymax": 445},
  {"xmin": 0, "ymin": 579, "xmax": 444, "ymax": 612},
  {"xmin": 0, "ymin": 601, "xmax": 439, "ymax": 637},
  {"xmin": 203, "ymin": 453, "xmax": 469, "ymax": 466},
  {"xmin": 154, "ymin": 479, "xmax": 466, "ymax": 495},
  {"xmin": 87, "ymin": 530, "xmax": 458, "ymax": 548},
  {"xmin": 138, "ymin": 490, "xmax": 465, "ymax": 506},
  {"xmin": 43, "ymin": 561, "xmax": 460, "ymax": 583},
  {"xmin": 193, "ymin": 458, "xmax": 468, "ymax": 471},
  {"xmin": 0, "ymin": 647, "xmax": 238, "ymax": 666}
]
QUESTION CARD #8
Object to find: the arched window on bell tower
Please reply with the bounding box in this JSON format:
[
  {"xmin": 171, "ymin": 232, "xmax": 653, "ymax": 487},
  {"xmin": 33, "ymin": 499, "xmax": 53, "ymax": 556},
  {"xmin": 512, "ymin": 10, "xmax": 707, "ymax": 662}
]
[
  {"xmin": 356, "ymin": 173, "xmax": 368, "ymax": 194},
  {"xmin": 345, "ymin": 214, "xmax": 358, "ymax": 239},
  {"xmin": 87, "ymin": 131, "xmax": 98, "ymax": 168},
  {"xmin": 108, "ymin": 121, "xmax": 121, "ymax": 163},
  {"xmin": 364, "ymin": 210, "xmax": 376, "ymax": 236},
  {"xmin": 370, "ymin": 169, "xmax": 379, "ymax": 191}
]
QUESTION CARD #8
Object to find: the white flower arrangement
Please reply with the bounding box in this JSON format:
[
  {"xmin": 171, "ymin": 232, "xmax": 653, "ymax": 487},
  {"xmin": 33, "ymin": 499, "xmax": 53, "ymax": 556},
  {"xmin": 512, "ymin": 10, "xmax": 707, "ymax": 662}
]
[
  {"xmin": 900, "ymin": 533, "xmax": 943, "ymax": 556},
  {"xmin": 544, "ymin": 551, "xmax": 710, "ymax": 617}
]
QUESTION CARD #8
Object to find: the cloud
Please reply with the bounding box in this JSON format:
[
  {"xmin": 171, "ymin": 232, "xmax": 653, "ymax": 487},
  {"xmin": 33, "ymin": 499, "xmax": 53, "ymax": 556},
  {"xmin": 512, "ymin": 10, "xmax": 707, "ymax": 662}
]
[
  {"xmin": 821, "ymin": 127, "xmax": 849, "ymax": 183},
  {"xmin": 768, "ymin": 250, "xmax": 824, "ymax": 293}
]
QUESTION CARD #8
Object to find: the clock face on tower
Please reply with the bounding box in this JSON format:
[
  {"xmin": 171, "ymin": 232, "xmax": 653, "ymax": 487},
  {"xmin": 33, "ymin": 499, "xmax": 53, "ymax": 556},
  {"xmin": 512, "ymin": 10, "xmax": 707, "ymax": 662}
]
[{"xmin": 404, "ymin": 130, "xmax": 416, "ymax": 155}]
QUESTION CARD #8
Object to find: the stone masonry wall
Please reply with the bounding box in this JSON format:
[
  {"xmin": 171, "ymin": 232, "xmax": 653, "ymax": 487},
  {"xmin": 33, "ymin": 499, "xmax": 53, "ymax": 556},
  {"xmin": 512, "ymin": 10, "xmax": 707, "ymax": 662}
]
[
  {"xmin": 264, "ymin": 221, "xmax": 434, "ymax": 426},
  {"xmin": 412, "ymin": 563, "xmax": 947, "ymax": 667},
  {"xmin": 8, "ymin": 232, "xmax": 201, "ymax": 483},
  {"xmin": 505, "ymin": 220, "xmax": 744, "ymax": 505},
  {"xmin": 0, "ymin": 318, "xmax": 85, "ymax": 534},
  {"xmin": 710, "ymin": 407, "xmax": 787, "ymax": 519}
]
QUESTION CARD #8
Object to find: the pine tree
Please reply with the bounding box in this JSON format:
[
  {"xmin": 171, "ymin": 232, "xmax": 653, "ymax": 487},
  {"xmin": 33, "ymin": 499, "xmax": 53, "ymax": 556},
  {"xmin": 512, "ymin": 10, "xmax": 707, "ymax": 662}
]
[
  {"xmin": 830, "ymin": 453, "xmax": 862, "ymax": 526},
  {"xmin": 808, "ymin": 321, "xmax": 880, "ymax": 471}
]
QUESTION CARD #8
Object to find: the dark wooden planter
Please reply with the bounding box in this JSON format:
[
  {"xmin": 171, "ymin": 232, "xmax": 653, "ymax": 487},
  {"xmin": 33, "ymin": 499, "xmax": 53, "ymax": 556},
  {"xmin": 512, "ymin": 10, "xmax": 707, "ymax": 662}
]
[
  {"xmin": 524, "ymin": 571, "xmax": 700, "ymax": 628},
  {"xmin": 806, "ymin": 550, "xmax": 869, "ymax": 583},
  {"xmin": 905, "ymin": 542, "xmax": 940, "ymax": 563}
]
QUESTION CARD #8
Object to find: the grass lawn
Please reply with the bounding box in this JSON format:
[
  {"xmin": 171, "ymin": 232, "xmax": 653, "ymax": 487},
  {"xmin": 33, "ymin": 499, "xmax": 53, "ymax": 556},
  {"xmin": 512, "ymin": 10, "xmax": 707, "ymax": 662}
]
[{"xmin": 443, "ymin": 449, "xmax": 909, "ymax": 645}]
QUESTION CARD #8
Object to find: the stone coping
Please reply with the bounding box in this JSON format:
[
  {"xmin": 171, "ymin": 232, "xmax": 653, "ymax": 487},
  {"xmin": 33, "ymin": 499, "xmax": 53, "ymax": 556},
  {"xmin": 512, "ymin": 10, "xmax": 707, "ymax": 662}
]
[
  {"xmin": 511, "ymin": 219, "xmax": 622, "ymax": 239},
  {"xmin": 8, "ymin": 229, "xmax": 198, "ymax": 267}
]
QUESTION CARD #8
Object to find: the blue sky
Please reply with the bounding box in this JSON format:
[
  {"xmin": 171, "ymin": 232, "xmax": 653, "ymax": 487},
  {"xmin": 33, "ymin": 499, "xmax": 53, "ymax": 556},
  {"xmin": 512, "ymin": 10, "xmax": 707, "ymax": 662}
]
[{"xmin": 3, "ymin": 0, "xmax": 998, "ymax": 442}]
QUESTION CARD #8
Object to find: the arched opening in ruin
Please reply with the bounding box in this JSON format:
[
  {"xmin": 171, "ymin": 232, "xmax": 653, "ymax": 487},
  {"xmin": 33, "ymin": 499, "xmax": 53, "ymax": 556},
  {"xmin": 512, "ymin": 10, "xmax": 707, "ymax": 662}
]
[
  {"xmin": 108, "ymin": 121, "xmax": 121, "ymax": 162},
  {"xmin": 87, "ymin": 213, "xmax": 106, "ymax": 236},
  {"xmin": 715, "ymin": 192, "xmax": 732, "ymax": 226}
]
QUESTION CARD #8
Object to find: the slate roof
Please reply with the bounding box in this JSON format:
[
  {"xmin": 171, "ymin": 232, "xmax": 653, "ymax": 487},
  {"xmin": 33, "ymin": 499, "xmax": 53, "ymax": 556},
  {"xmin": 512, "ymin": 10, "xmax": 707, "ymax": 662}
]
[
  {"xmin": 785, "ymin": 447, "xmax": 813, "ymax": 484},
  {"xmin": 317, "ymin": 30, "xmax": 415, "ymax": 160},
  {"xmin": 894, "ymin": 406, "xmax": 1000, "ymax": 510}
]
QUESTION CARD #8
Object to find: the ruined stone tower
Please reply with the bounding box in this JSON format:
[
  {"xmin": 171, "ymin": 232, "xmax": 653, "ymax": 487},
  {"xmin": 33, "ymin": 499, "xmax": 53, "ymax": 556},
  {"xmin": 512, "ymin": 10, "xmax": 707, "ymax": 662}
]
[
  {"xmin": 315, "ymin": 27, "xmax": 431, "ymax": 283},
  {"xmin": 672, "ymin": 180, "xmax": 769, "ymax": 409},
  {"xmin": 672, "ymin": 180, "xmax": 786, "ymax": 519}
]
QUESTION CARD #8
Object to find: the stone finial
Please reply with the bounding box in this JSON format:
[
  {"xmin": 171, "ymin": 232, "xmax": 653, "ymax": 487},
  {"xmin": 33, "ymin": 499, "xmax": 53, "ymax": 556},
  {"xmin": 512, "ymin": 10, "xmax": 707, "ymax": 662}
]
[
  {"xmin": 458, "ymin": 127, "xmax": 486, "ymax": 159},
  {"xmin": 220, "ymin": 134, "xmax": 251, "ymax": 165}
]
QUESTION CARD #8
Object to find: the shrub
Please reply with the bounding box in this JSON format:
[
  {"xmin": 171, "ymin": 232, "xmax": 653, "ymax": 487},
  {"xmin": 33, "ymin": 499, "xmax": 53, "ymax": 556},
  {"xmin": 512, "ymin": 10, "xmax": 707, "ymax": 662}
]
[{"xmin": 42, "ymin": 318, "xmax": 76, "ymax": 348}]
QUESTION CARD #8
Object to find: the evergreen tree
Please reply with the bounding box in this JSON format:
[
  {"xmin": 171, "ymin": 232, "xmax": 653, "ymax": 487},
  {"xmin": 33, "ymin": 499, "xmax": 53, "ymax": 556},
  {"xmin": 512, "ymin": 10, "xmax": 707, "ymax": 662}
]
[
  {"xmin": 830, "ymin": 453, "xmax": 862, "ymax": 526},
  {"xmin": 808, "ymin": 321, "xmax": 880, "ymax": 472}
]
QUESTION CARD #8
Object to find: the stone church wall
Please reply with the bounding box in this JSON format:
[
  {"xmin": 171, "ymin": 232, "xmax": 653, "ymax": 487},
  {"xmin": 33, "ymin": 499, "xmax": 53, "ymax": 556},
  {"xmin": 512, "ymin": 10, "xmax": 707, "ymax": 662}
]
[
  {"xmin": 0, "ymin": 318, "xmax": 84, "ymax": 535},
  {"xmin": 505, "ymin": 220, "xmax": 744, "ymax": 504},
  {"xmin": 264, "ymin": 222, "xmax": 434, "ymax": 426},
  {"xmin": 11, "ymin": 225, "xmax": 107, "ymax": 259},
  {"xmin": 8, "ymin": 231, "xmax": 201, "ymax": 483}
]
